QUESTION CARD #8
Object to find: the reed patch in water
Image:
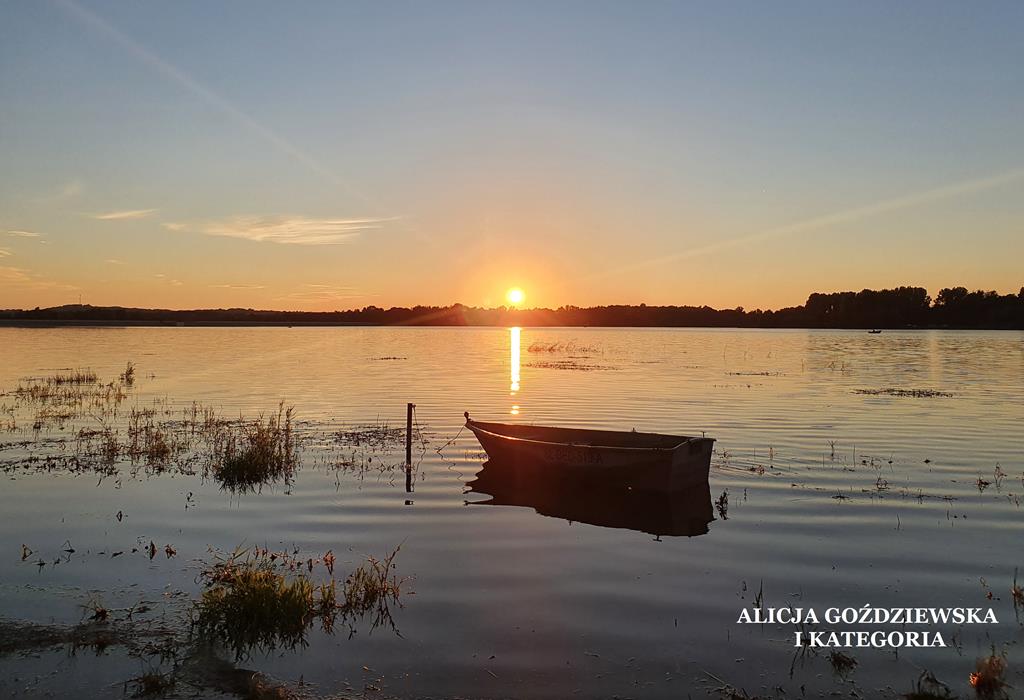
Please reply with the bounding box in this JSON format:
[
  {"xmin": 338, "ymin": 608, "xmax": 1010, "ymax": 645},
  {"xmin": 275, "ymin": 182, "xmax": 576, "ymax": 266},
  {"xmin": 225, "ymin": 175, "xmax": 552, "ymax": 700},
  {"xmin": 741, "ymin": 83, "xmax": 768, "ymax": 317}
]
[
  {"xmin": 48, "ymin": 369, "xmax": 99, "ymax": 385},
  {"xmin": 209, "ymin": 404, "xmax": 297, "ymax": 493},
  {"xmin": 194, "ymin": 545, "xmax": 406, "ymax": 660}
]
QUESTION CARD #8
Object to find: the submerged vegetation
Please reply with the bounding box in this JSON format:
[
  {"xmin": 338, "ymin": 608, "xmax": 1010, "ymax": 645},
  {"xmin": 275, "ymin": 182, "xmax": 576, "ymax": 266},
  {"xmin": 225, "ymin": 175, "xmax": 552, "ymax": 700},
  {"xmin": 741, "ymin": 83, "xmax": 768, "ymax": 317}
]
[{"xmin": 0, "ymin": 364, "xmax": 413, "ymax": 492}]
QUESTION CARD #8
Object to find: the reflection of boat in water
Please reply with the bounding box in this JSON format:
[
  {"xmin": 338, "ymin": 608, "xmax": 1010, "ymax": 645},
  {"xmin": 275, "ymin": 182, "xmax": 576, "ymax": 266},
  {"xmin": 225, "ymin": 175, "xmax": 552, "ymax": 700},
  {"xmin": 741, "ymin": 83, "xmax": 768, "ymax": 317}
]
[
  {"xmin": 465, "ymin": 415, "xmax": 714, "ymax": 492},
  {"xmin": 467, "ymin": 459, "xmax": 714, "ymax": 537}
]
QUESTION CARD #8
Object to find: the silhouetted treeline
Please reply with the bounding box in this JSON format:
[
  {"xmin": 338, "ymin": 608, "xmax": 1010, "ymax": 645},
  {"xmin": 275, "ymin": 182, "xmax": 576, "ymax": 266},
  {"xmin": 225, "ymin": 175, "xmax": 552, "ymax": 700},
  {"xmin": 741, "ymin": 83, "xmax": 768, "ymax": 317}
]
[{"xmin": 2, "ymin": 286, "xmax": 1023, "ymax": 329}]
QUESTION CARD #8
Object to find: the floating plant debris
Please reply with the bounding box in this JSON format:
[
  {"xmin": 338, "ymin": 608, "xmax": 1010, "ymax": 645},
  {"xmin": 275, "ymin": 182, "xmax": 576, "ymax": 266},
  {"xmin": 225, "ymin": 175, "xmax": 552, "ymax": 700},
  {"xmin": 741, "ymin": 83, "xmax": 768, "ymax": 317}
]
[
  {"xmin": 523, "ymin": 360, "xmax": 620, "ymax": 371},
  {"xmin": 853, "ymin": 388, "xmax": 954, "ymax": 398}
]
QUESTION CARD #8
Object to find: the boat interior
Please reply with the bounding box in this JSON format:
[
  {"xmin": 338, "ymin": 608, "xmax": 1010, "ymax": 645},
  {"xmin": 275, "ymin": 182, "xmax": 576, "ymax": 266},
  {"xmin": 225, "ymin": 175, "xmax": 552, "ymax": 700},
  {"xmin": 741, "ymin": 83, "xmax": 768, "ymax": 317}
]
[{"xmin": 468, "ymin": 419, "xmax": 702, "ymax": 449}]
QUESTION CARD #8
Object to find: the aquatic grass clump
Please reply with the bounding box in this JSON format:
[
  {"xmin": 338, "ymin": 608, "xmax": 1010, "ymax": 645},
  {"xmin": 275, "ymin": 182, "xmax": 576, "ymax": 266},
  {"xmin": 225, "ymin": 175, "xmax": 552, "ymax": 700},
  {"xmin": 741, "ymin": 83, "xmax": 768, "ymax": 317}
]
[
  {"xmin": 194, "ymin": 545, "xmax": 406, "ymax": 659},
  {"xmin": 48, "ymin": 369, "xmax": 99, "ymax": 386},
  {"xmin": 341, "ymin": 545, "xmax": 405, "ymax": 620},
  {"xmin": 125, "ymin": 669, "xmax": 175, "ymax": 698},
  {"xmin": 120, "ymin": 362, "xmax": 136, "ymax": 387},
  {"xmin": 195, "ymin": 554, "xmax": 319, "ymax": 659},
  {"xmin": 210, "ymin": 403, "xmax": 297, "ymax": 492},
  {"xmin": 126, "ymin": 408, "xmax": 186, "ymax": 469}
]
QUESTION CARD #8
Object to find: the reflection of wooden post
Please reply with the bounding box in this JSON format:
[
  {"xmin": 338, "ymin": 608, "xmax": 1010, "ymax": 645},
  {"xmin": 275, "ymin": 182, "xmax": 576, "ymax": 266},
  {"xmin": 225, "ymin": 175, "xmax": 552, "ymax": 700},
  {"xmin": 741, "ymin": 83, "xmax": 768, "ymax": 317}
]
[
  {"xmin": 406, "ymin": 403, "xmax": 414, "ymax": 465},
  {"xmin": 405, "ymin": 403, "xmax": 414, "ymax": 494}
]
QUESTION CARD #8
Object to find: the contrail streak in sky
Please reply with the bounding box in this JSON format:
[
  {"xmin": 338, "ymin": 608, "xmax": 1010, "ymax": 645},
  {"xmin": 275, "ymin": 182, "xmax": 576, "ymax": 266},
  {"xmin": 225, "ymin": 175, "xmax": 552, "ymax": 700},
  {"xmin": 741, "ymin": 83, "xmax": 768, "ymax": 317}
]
[
  {"xmin": 57, "ymin": 0, "xmax": 430, "ymax": 240},
  {"xmin": 593, "ymin": 167, "xmax": 1024, "ymax": 281}
]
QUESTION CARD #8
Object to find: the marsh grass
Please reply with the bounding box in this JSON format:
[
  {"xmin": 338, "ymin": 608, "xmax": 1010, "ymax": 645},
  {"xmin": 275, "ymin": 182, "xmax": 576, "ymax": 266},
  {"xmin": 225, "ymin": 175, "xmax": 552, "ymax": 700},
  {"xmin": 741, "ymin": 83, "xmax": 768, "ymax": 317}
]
[
  {"xmin": 125, "ymin": 668, "xmax": 175, "ymax": 697},
  {"xmin": 340, "ymin": 544, "xmax": 405, "ymax": 629},
  {"xmin": 194, "ymin": 545, "xmax": 405, "ymax": 659},
  {"xmin": 195, "ymin": 554, "xmax": 318, "ymax": 658},
  {"xmin": 210, "ymin": 403, "xmax": 297, "ymax": 493},
  {"xmin": 120, "ymin": 362, "xmax": 136, "ymax": 387},
  {"xmin": 49, "ymin": 369, "xmax": 99, "ymax": 386}
]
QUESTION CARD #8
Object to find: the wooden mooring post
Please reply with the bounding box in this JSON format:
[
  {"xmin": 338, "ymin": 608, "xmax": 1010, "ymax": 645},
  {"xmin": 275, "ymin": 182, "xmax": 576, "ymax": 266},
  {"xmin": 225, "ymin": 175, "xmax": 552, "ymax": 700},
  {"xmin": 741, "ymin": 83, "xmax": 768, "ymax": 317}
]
[
  {"xmin": 406, "ymin": 402, "xmax": 415, "ymax": 465},
  {"xmin": 405, "ymin": 403, "xmax": 415, "ymax": 495}
]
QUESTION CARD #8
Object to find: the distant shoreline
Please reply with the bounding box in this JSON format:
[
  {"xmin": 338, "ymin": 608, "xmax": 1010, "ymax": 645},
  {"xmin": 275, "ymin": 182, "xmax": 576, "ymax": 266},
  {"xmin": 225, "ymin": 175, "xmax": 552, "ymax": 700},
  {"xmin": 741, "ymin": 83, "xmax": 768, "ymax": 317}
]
[
  {"xmin": 3, "ymin": 285, "xmax": 1023, "ymax": 330},
  {"xmin": 0, "ymin": 319, "xmax": 1019, "ymax": 331},
  {"xmin": 1, "ymin": 320, "xmax": 1020, "ymax": 331}
]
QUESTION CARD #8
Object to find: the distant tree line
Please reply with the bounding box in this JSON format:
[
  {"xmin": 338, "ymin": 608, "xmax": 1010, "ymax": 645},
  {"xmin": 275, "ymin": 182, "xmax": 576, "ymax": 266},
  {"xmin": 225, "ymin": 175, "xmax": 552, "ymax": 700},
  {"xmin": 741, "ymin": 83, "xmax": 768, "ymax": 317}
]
[{"xmin": 2, "ymin": 286, "xmax": 1023, "ymax": 329}]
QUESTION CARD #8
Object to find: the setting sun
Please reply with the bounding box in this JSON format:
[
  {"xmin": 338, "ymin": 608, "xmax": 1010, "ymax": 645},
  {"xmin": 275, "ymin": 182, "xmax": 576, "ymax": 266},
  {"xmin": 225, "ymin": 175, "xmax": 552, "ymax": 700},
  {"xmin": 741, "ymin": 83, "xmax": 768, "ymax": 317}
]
[{"xmin": 505, "ymin": 288, "xmax": 525, "ymax": 306}]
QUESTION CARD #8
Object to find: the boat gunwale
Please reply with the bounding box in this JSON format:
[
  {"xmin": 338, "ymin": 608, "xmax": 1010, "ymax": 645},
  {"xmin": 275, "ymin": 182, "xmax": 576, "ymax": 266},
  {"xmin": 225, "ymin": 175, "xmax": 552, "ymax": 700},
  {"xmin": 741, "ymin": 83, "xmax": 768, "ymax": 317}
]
[{"xmin": 466, "ymin": 419, "xmax": 714, "ymax": 454}]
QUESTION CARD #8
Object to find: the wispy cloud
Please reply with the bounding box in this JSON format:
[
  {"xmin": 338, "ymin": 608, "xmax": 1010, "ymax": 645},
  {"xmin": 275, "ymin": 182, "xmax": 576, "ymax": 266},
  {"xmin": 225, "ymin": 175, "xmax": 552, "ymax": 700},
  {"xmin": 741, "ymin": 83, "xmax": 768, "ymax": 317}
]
[
  {"xmin": 93, "ymin": 209, "xmax": 158, "ymax": 221},
  {"xmin": 274, "ymin": 283, "xmax": 371, "ymax": 306},
  {"xmin": 58, "ymin": 1, "xmax": 384, "ymax": 212},
  {"xmin": 32, "ymin": 180, "xmax": 84, "ymax": 205},
  {"xmin": 105, "ymin": 259, "xmax": 125, "ymax": 265},
  {"xmin": 0, "ymin": 266, "xmax": 78, "ymax": 292},
  {"xmin": 0, "ymin": 267, "xmax": 30, "ymax": 284},
  {"xmin": 0, "ymin": 249, "xmax": 11, "ymax": 258},
  {"xmin": 210, "ymin": 283, "xmax": 267, "ymax": 290},
  {"xmin": 7, "ymin": 230, "xmax": 44, "ymax": 238},
  {"xmin": 167, "ymin": 215, "xmax": 392, "ymax": 245}
]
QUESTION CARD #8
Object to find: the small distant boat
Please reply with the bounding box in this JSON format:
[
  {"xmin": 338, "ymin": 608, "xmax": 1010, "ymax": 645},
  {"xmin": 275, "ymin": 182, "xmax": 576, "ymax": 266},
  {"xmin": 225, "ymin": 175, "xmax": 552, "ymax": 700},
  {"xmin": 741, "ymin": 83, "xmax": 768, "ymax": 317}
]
[
  {"xmin": 868, "ymin": 329, "xmax": 882, "ymax": 334},
  {"xmin": 464, "ymin": 414, "xmax": 714, "ymax": 492}
]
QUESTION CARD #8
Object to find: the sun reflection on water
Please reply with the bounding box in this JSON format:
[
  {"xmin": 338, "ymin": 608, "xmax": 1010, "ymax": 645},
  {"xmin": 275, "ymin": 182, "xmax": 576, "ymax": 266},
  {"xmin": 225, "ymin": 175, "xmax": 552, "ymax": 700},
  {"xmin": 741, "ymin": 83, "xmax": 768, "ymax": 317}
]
[{"xmin": 509, "ymin": 327, "xmax": 521, "ymax": 406}]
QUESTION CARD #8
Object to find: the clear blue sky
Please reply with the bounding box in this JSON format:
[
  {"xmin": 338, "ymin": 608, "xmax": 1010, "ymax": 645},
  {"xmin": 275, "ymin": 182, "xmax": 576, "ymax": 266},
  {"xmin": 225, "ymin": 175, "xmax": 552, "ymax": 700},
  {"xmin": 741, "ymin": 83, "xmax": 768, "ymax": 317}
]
[{"xmin": 2, "ymin": 1, "xmax": 1022, "ymax": 309}]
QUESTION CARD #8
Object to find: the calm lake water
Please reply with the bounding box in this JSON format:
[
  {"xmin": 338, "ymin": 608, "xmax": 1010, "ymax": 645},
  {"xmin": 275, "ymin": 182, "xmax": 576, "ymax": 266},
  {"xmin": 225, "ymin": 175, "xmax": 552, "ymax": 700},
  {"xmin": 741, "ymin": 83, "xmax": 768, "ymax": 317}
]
[{"xmin": 1, "ymin": 327, "xmax": 1022, "ymax": 698}]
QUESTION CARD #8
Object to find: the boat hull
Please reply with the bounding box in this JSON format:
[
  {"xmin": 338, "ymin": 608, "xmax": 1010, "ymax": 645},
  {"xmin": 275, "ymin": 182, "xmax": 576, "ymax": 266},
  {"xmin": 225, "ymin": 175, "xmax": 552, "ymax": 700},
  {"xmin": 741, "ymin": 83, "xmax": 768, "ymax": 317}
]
[{"xmin": 466, "ymin": 419, "xmax": 713, "ymax": 492}]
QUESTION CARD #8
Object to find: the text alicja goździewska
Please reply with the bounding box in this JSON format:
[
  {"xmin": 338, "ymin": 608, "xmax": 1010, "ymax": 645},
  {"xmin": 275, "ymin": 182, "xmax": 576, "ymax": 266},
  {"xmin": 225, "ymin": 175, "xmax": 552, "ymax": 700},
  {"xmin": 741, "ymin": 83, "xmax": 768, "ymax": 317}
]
[{"xmin": 736, "ymin": 605, "xmax": 998, "ymax": 648}]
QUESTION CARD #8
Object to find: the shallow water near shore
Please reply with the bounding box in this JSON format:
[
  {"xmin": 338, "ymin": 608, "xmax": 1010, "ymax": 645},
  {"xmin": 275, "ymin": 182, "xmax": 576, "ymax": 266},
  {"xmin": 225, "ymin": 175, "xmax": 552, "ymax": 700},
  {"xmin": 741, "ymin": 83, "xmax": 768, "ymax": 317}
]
[{"xmin": 1, "ymin": 326, "xmax": 1023, "ymax": 698}]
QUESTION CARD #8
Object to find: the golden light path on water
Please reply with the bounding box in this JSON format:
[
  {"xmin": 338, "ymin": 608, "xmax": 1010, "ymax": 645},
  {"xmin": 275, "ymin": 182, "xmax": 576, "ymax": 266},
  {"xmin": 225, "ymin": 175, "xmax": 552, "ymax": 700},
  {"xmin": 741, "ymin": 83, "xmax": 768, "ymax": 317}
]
[{"xmin": 509, "ymin": 327, "xmax": 521, "ymax": 413}]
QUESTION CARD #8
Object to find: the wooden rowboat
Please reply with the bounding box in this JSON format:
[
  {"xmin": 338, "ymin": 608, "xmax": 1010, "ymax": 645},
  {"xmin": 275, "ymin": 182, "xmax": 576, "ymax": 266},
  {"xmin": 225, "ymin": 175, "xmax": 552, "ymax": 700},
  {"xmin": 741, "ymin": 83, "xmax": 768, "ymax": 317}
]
[{"xmin": 464, "ymin": 414, "xmax": 714, "ymax": 492}]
